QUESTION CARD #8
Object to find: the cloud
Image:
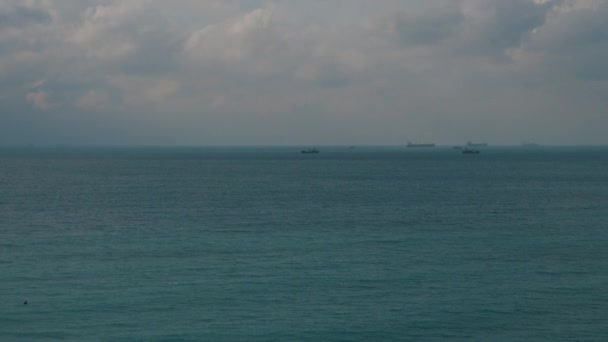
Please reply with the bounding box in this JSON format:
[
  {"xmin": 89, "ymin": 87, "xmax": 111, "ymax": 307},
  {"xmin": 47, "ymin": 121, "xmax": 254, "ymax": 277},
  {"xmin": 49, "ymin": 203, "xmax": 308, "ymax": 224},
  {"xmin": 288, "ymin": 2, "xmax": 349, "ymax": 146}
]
[
  {"xmin": 519, "ymin": 0, "xmax": 608, "ymax": 80},
  {"xmin": 77, "ymin": 89, "xmax": 112, "ymax": 111},
  {"xmin": 456, "ymin": 0, "xmax": 555, "ymax": 57},
  {"xmin": 378, "ymin": 4, "xmax": 464, "ymax": 46},
  {"xmin": 0, "ymin": 4, "xmax": 51, "ymax": 28},
  {"xmin": 182, "ymin": 6, "xmax": 302, "ymax": 77},
  {"xmin": 26, "ymin": 91, "xmax": 54, "ymax": 110},
  {"xmin": 0, "ymin": 0, "xmax": 607, "ymax": 145}
]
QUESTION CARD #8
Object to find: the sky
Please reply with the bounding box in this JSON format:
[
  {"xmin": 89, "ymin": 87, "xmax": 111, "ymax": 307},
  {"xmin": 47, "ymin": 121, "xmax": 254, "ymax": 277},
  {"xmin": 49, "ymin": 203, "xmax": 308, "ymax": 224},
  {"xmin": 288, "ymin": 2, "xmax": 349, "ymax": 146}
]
[{"xmin": 1, "ymin": 0, "xmax": 607, "ymax": 146}]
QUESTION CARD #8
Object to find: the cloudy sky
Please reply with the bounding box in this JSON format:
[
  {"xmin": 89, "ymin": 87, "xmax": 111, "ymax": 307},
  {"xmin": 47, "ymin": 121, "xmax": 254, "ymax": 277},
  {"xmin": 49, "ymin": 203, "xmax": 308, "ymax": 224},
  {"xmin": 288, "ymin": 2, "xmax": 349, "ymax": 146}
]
[{"xmin": 1, "ymin": 0, "xmax": 607, "ymax": 146}]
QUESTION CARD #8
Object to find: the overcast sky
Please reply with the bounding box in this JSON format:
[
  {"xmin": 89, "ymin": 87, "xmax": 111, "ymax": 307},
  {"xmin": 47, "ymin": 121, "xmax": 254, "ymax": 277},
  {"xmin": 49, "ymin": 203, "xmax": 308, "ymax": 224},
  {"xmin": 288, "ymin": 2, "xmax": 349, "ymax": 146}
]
[{"xmin": 1, "ymin": 0, "xmax": 607, "ymax": 146}]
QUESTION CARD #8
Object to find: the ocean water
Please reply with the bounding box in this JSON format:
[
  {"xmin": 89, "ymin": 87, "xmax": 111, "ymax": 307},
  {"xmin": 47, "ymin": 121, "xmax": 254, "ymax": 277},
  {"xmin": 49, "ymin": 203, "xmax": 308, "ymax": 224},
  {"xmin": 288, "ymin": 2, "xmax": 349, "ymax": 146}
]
[{"xmin": 1, "ymin": 146, "xmax": 607, "ymax": 341}]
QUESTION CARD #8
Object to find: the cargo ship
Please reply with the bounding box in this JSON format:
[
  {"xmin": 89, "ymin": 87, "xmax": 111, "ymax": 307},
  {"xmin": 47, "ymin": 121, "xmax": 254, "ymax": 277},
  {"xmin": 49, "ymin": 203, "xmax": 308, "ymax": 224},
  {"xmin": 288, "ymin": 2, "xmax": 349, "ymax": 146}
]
[
  {"xmin": 407, "ymin": 141, "xmax": 435, "ymax": 148},
  {"xmin": 466, "ymin": 141, "xmax": 487, "ymax": 147},
  {"xmin": 301, "ymin": 148, "xmax": 320, "ymax": 154}
]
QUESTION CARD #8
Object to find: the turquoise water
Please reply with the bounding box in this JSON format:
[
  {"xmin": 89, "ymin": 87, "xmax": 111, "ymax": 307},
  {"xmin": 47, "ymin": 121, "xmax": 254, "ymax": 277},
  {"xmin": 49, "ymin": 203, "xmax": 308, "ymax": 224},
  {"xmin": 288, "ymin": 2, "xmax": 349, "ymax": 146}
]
[{"xmin": 1, "ymin": 146, "xmax": 607, "ymax": 341}]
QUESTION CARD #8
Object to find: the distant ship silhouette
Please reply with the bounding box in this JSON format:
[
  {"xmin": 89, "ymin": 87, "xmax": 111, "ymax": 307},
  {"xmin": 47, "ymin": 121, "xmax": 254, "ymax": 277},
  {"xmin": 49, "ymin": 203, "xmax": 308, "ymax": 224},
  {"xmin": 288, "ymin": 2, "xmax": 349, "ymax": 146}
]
[
  {"xmin": 301, "ymin": 148, "xmax": 320, "ymax": 154},
  {"xmin": 466, "ymin": 140, "xmax": 487, "ymax": 147},
  {"xmin": 407, "ymin": 141, "xmax": 435, "ymax": 148}
]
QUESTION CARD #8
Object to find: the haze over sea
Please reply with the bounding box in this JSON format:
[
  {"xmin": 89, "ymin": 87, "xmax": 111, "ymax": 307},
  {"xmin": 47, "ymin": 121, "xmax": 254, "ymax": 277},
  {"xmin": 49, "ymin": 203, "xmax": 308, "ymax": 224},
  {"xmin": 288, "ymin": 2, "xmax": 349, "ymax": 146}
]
[{"xmin": 1, "ymin": 146, "xmax": 607, "ymax": 341}]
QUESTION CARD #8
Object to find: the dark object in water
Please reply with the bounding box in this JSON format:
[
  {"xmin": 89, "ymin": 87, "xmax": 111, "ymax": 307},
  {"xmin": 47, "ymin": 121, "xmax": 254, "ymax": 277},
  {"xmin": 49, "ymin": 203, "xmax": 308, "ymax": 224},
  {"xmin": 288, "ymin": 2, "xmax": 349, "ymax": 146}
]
[
  {"xmin": 462, "ymin": 148, "xmax": 480, "ymax": 154},
  {"xmin": 24, "ymin": 300, "xmax": 28, "ymax": 305},
  {"xmin": 301, "ymin": 148, "xmax": 319, "ymax": 154}
]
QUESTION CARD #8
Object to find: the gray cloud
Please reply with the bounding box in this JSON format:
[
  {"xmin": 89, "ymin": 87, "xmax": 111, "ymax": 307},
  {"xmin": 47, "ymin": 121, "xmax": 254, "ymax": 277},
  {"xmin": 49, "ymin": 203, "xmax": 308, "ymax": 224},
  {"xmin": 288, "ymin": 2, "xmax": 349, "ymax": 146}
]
[
  {"xmin": 0, "ymin": 5, "xmax": 51, "ymax": 28},
  {"xmin": 457, "ymin": 0, "xmax": 555, "ymax": 58},
  {"xmin": 382, "ymin": 5, "xmax": 464, "ymax": 46},
  {"xmin": 523, "ymin": 0, "xmax": 608, "ymax": 81},
  {"xmin": 0, "ymin": 0, "xmax": 607, "ymax": 146}
]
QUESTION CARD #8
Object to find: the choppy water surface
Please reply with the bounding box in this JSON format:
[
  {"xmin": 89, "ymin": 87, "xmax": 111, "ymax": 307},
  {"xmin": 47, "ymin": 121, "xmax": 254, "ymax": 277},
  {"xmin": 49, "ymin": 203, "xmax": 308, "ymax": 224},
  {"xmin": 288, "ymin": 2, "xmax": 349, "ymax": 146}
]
[{"xmin": 1, "ymin": 146, "xmax": 607, "ymax": 341}]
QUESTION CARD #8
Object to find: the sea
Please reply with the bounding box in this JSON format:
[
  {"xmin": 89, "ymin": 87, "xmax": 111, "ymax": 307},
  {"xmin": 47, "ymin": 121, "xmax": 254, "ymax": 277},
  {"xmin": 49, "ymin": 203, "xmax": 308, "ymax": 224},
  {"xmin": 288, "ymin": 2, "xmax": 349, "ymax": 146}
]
[{"xmin": 1, "ymin": 146, "xmax": 607, "ymax": 341}]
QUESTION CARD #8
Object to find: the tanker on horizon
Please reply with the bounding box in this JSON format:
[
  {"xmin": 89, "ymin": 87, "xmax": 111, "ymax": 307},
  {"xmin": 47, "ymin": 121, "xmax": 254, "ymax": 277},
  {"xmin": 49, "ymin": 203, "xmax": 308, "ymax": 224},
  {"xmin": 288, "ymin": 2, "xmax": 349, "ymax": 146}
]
[
  {"xmin": 466, "ymin": 140, "xmax": 488, "ymax": 147},
  {"xmin": 407, "ymin": 141, "xmax": 435, "ymax": 148}
]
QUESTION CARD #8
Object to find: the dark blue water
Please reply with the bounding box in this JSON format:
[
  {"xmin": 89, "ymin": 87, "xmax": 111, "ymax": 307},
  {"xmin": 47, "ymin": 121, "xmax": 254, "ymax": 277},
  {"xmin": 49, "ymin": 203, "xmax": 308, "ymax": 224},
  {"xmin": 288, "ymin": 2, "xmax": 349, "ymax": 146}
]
[{"xmin": 1, "ymin": 146, "xmax": 607, "ymax": 341}]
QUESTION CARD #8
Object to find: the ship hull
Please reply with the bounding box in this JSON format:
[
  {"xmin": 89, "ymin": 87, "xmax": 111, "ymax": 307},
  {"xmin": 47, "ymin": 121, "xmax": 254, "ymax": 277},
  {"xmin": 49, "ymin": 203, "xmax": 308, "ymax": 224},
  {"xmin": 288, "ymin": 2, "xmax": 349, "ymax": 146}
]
[{"xmin": 407, "ymin": 144, "xmax": 435, "ymax": 148}]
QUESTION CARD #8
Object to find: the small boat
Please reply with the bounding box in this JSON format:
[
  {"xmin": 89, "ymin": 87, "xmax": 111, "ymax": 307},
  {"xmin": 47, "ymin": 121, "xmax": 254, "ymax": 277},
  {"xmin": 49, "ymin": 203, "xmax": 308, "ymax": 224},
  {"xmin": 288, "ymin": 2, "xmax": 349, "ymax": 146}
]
[
  {"xmin": 462, "ymin": 148, "xmax": 480, "ymax": 154},
  {"xmin": 301, "ymin": 148, "xmax": 319, "ymax": 154}
]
